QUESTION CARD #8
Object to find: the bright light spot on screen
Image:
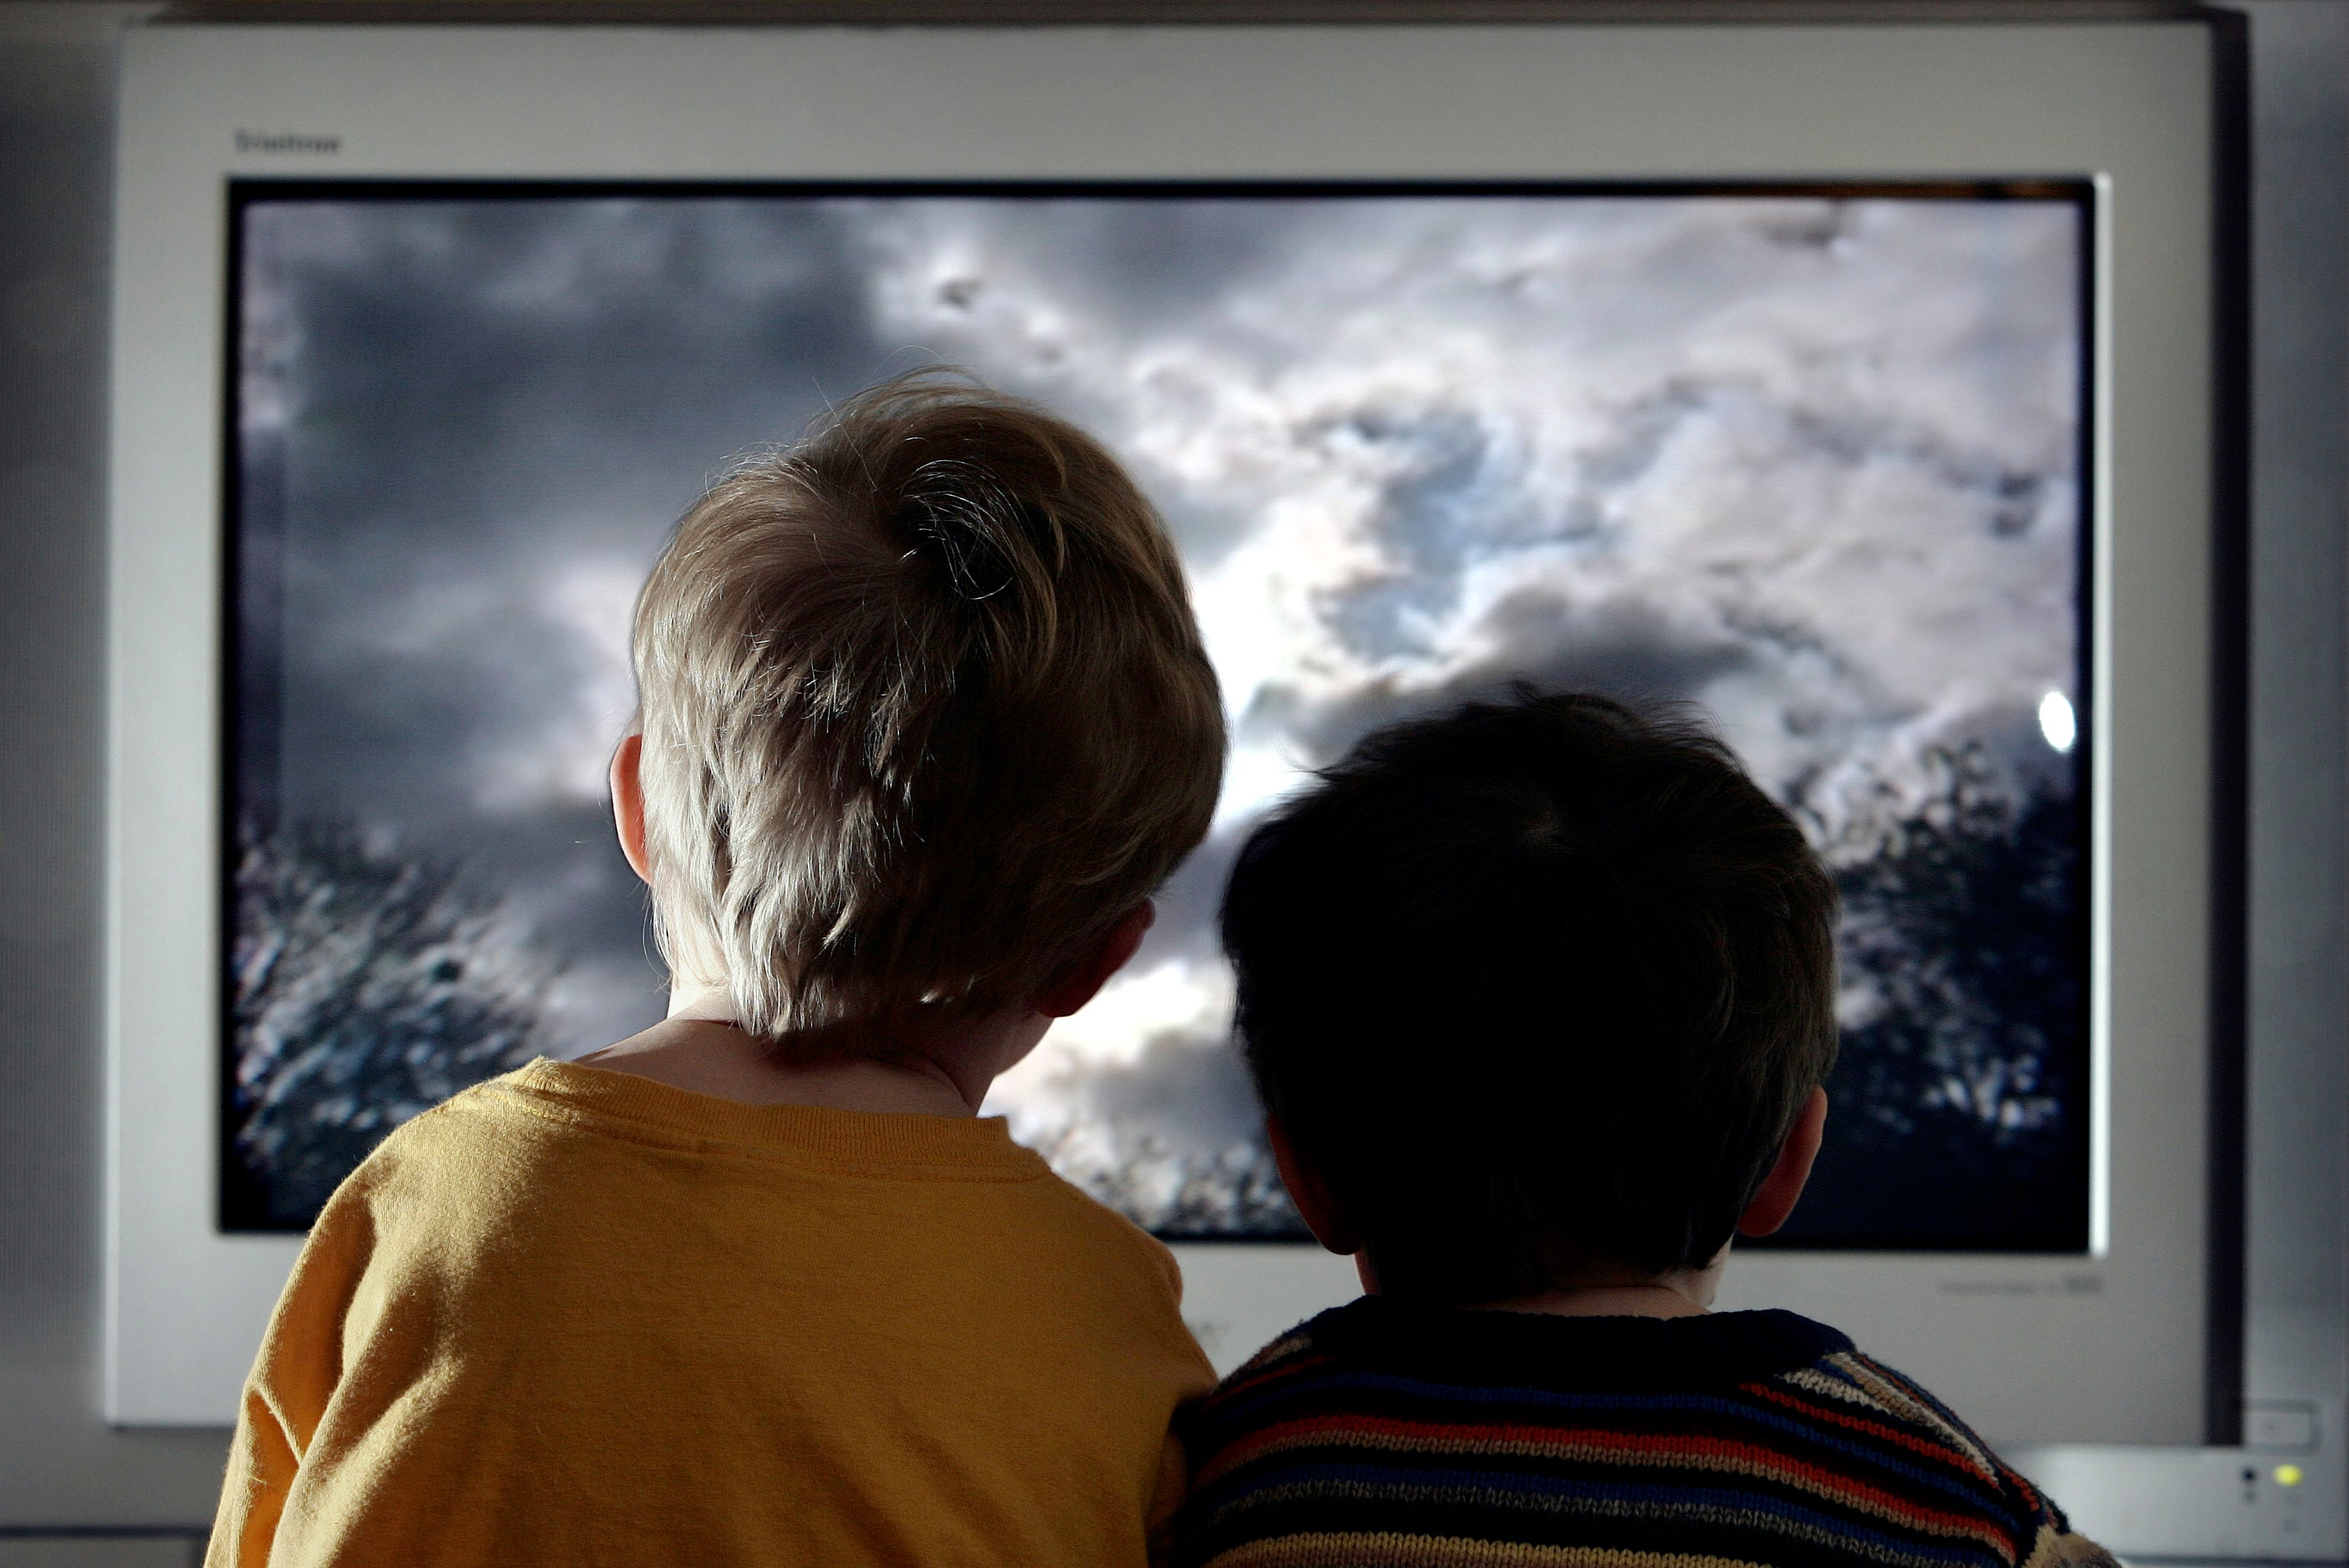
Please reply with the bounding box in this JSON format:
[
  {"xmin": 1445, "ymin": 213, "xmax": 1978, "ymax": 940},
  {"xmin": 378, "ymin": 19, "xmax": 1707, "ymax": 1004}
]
[
  {"xmin": 2275, "ymin": 1464, "xmax": 2305, "ymax": 1488},
  {"xmin": 2038, "ymin": 691, "xmax": 2077, "ymax": 753}
]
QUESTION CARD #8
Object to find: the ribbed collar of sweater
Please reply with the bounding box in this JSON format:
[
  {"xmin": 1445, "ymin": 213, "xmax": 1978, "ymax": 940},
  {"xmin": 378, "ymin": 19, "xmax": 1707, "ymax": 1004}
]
[{"xmin": 1298, "ymin": 1296, "xmax": 1853, "ymax": 1390}]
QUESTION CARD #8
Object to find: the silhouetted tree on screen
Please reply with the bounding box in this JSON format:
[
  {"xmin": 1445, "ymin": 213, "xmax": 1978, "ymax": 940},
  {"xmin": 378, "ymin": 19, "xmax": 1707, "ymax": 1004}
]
[
  {"xmin": 229, "ymin": 818, "xmax": 555, "ymax": 1226},
  {"xmin": 1033, "ymin": 1123, "xmax": 1306, "ymax": 1240},
  {"xmin": 1769, "ymin": 747, "xmax": 2088, "ymax": 1248}
]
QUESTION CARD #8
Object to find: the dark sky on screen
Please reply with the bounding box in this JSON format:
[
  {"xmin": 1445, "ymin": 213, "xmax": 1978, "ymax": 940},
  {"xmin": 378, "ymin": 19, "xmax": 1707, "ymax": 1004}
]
[{"xmin": 240, "ymin": 191, "xmax": 2084, "ymax": 1216}]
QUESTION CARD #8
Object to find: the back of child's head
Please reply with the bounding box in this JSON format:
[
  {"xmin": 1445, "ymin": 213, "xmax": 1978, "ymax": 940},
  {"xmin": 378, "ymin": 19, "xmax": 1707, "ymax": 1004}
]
[
  {"xmin": 631, "ymin": 370, "xmax": 1224, "ymax": 1036},
  {"xmin": 1220, "ymin": 689, "xmax": 1836, "ymax": 1302}
]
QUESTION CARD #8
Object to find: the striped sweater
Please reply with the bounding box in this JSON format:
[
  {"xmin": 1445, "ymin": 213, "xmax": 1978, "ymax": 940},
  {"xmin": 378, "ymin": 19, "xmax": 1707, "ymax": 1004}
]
[{"xmin": 1174, "ymin": 1300, "xmax": 2117, "ymax": 1568}]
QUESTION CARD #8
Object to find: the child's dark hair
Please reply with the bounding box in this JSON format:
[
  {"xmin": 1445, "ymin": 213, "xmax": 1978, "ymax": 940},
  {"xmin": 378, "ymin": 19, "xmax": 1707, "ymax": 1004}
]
[{"xmin": 1220, "ymin": 689, "xmax": 1839, "ymax": 1301}]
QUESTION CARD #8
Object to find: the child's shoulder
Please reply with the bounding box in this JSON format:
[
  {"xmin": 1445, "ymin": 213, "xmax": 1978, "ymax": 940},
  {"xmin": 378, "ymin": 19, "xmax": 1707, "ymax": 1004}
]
[
  {"xmin": 341, "ymin": 1059, "xmax": 564, "ymax": 1178},
  {"xmin": 1175, "ymin": 1305, "xmax": 2114, "ymax": 1568},
  {"xmin": 1016, "ymin": 1165, "xmax": 1202, "ymax": 1317},
  {"xmin": 306, "ymin": 1058, "xmax": 683, "ymax": 1252},
  {"xmin": 1787, "ymin": 1344, "xmax": 2060, "ymax": 1512},
  {"xmin": 1767, "ymin": 1344, "xmax": 2123, "ymax": 1566}
]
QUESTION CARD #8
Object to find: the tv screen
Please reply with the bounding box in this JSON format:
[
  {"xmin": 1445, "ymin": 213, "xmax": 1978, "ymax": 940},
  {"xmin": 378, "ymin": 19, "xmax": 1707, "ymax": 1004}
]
[{"xmin": 225, "ymin": 181, "xmax": 2092, "ymax": 1252}]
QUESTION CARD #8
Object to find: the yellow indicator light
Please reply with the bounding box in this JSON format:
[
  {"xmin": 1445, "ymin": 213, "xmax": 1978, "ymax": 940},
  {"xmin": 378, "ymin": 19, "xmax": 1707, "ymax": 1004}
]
[{"xmin": 2274, "ymin": 1464, "xmax": 2305, "ymax": 1488}]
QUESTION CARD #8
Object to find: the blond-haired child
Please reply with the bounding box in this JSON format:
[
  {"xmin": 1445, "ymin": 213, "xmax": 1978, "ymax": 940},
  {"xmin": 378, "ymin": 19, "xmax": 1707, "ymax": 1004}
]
[{"xmin": 209, "ymin": 373, "xmax": 1226, "ymax": 1568}]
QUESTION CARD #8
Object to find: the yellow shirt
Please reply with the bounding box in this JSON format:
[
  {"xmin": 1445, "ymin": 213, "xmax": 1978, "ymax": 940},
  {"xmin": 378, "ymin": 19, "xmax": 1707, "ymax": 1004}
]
[{"xmin": 207, "ymin": 1059, "xmax": 1216, "ymax": 1567}]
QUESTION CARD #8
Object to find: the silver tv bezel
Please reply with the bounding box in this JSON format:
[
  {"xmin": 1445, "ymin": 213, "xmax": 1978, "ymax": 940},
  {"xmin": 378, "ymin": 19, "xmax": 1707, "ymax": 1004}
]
[{"xmin": 111, "ymin": 18, "xmax": 2219, "ymax": 1462}]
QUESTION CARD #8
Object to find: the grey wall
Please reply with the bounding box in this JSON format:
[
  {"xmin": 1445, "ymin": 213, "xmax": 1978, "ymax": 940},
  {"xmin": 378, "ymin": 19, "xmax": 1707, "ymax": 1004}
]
[
  {"xmin": 2245, "ymin": 0, "xmax": 2349, "ymax": 1430},
  {"xmin": 2, "ymin": 6, "xmax": 232, "ymax": 1563},
  {"xmin": 0, "ymin": 4, "xmax": 2341, "ymax": 1561}
]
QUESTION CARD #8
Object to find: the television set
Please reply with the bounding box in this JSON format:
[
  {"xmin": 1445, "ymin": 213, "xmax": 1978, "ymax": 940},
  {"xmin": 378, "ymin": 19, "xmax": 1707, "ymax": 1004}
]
[{"xmin": 110, "ymin": 14, "xmax": 2236, "ymax": 1496}]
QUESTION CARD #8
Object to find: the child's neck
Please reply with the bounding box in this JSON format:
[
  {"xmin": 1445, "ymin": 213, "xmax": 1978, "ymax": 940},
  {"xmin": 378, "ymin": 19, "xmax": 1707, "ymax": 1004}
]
[
  {"xmin": 575, "ymin": 985, "xmax": 1049, "ymax": 1117},
  {"xmin": 1473, "ymin": 1277, "xmax": 1718, "ymax": 1319}
]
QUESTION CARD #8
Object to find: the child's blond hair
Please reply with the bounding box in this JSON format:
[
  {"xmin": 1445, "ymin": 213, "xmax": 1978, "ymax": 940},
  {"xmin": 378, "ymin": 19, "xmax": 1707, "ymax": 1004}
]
[{"xmin": 630, "ymin": 371, "xmax": 1224, "ymax": 1036}]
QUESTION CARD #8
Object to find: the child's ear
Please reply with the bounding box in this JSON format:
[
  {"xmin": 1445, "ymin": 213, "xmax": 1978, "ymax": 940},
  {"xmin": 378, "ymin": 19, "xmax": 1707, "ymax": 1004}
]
[
  {"xmin": 1033, "ymin": 901, "xmax": 1155, "ymax": 1019},
  {"xmin": 1735, "ymin": 1086, "xmax": 1829, "ymax": 1239},
  {"xmin": 1266, "ymin": 1115, "xmax": 1364, "ymax": 1260},
  {"xmin": 609, "ymin": 733, "xmax": 651, "ymax": 885}
]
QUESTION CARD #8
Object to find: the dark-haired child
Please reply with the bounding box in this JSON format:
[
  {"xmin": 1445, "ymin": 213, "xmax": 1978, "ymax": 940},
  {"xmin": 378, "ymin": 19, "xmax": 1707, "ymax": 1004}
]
[{"xmin": 1177, "ymin": 690, "xmax": 2116, "ymax": 1568}]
